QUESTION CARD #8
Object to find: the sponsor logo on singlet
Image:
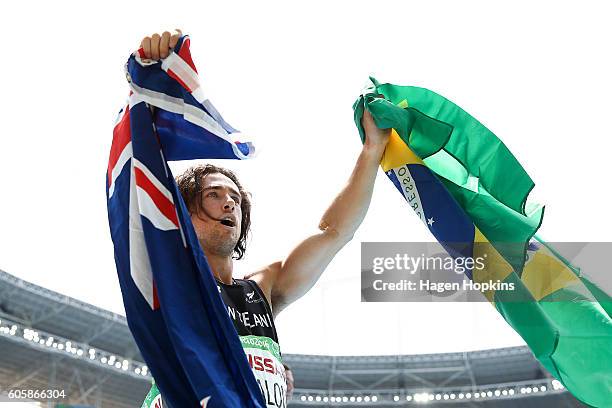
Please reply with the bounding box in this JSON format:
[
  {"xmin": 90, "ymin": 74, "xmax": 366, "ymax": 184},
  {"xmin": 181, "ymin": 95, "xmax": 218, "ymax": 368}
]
[{"xmin": 246, "ymin": 291, "xmax": 263, "ymax": 304}]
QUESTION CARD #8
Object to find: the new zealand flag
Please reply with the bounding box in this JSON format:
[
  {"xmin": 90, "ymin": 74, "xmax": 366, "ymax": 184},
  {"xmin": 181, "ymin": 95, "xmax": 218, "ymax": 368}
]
[{"xmin": 106, "ymin": 36, "xmax": 263, "ymax": 408}]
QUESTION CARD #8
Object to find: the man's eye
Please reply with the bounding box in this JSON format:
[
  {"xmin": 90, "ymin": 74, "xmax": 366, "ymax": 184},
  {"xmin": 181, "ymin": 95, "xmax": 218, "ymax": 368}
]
[
  {"xmin": 232, "ymin": 196, "xmax": 241, "ymax": 204},
  {"xmin": 207, "ymin": 192, "xmax": 218, "ymax": 198}
]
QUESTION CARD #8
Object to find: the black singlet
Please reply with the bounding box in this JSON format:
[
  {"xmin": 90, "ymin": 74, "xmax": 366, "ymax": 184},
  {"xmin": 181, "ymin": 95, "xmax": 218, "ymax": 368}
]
[
  {"xmin": 217, "ymin": 279, "xmax": 288, "ymax": 408},
  {"xmin": 217, "ymin": 278, "xmax": 280, "ymax": 342}
]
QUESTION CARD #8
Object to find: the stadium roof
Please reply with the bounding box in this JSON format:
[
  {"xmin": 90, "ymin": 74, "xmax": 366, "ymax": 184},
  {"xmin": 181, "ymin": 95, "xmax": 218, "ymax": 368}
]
[{"xmin": 0, "ymin": 270, "xmax": 137, "ymax": 360}]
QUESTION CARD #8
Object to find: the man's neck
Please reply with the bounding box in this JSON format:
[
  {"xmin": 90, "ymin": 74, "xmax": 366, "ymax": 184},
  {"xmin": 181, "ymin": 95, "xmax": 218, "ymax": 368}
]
[{"xmin": 204, "ymin": 251, "xmax": 234, "ymax": 284}]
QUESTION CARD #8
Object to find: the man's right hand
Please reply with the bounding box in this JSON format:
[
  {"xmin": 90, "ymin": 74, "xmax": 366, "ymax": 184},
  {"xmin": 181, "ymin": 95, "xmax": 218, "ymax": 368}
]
[
  {"xmin": 361, "ymin": 108, "xmax": 391, "ymax": 151},
  {"xmin": 140, "ymin": 29, "xmax": 182, "ymax": 60}
]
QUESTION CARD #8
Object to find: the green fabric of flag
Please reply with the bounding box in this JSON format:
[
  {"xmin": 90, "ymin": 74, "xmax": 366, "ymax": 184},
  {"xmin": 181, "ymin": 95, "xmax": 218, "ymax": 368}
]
[
  {"xmin": 355, "ymin": 78, "xmax": 544, "ymax": 273},
  {"xmin": 354, "ymin": 77, "xmax": 612, "ymax": 407}
]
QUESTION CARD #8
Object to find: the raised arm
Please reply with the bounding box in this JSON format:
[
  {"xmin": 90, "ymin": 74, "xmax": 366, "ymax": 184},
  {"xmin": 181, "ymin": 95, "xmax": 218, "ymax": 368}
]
[
  {"xmin": 317, "ymin": 109, "xmax": 390, "ymax": 242},
  {"xmin": 250, "ymin": 109, "xmax": 391, "ymax": 315}
]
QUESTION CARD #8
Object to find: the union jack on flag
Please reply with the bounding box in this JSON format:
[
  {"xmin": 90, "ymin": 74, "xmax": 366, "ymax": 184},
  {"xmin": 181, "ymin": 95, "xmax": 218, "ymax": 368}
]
[{"xmin": 106, "ymin": 36, "xmax": 264, "ymax": 408}]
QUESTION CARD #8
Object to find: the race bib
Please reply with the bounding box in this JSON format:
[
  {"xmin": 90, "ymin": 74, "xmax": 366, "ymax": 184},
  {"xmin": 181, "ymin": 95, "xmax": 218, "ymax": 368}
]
[
  {"xmin": 241, "ymin": 335, "xmax": 287, "ymax": 408},
  {"xmin": 140, "ymin": 335, "xmax": 287, "ymax": 407},
  {"xmin": 141, "ymin": 381, "xmax": 163, "ymax": 408}
]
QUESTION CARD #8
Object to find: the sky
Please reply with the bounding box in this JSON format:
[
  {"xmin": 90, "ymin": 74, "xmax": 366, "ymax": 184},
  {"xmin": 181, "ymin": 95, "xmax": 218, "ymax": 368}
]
[{"xmin": 1, "ymin": 0, "xmax": 611, "ymax": 356}]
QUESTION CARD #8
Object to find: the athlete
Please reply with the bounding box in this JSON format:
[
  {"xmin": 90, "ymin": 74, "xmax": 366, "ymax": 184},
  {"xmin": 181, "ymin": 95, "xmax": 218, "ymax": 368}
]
[{"xmin": 138, "ymin": 29, "xmax": 391, "ymax": 408}]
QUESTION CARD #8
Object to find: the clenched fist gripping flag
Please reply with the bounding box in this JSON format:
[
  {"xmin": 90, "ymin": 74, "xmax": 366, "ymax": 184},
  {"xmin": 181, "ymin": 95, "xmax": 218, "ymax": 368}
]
[
  {"xmin": 354, "ymin": 78, "xmax": 612, "ymax": 407},
  {"xmin": 106, "ymin": 36, "xmax": 264, "ymax": 408}
]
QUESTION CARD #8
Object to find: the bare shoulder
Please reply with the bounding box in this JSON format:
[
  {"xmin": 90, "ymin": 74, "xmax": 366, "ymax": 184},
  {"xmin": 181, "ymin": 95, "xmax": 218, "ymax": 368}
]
[{"xmin": 244, "ymin": 261, "xmax": 282, "ymax": 311}]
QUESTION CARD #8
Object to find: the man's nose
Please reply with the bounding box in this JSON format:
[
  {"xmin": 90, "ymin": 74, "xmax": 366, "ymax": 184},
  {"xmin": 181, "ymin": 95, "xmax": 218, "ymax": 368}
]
[{"xmin": 223, "ymin": 195, "xmax": 236, "ymax": 211}]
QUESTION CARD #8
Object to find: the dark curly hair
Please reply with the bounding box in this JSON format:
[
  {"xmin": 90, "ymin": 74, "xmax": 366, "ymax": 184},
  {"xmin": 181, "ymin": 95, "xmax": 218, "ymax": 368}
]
[{"xmin": 176, "ymin": 164, "xmax": 251, "ymax": 260}]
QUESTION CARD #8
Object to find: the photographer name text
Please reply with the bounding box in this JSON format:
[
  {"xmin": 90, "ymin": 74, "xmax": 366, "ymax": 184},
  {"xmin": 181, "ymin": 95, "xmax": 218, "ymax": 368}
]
[{"xmin": 372, "ymin": 279, "xmax": 515, "ymax": 293}]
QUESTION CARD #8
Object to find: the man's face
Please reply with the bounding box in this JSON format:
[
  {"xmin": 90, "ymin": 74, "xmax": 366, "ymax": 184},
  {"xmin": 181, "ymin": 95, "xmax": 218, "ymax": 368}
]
[{"xmin": 191, "ymin": 172, "xmax": 242, "ymax": 257}]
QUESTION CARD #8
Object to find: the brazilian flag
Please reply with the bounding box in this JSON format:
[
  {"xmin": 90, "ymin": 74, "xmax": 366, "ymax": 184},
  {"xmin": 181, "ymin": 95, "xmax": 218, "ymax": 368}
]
[{"xmin": 354, "ymin": 78, "xmax": 612, "ymax": 407}]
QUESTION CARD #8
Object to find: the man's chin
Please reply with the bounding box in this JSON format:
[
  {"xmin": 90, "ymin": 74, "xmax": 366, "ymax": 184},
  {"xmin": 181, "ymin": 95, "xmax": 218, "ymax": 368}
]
[
  {"xmin": 199, "ymin": 238, "xmax": 238, "ymax": 258},
  {"xmin": 197, "ymin": 224, "xmax": 238, "ymax": 252}
]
